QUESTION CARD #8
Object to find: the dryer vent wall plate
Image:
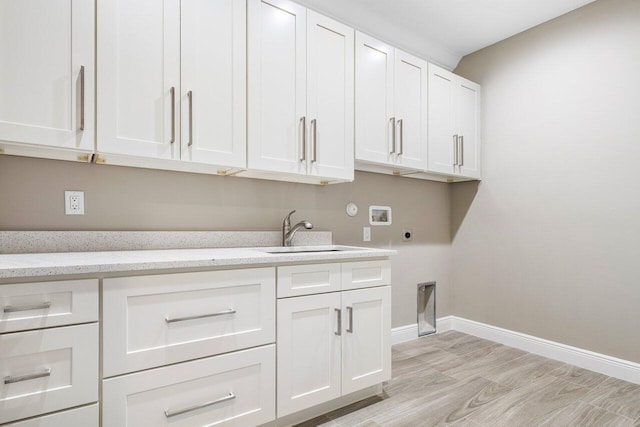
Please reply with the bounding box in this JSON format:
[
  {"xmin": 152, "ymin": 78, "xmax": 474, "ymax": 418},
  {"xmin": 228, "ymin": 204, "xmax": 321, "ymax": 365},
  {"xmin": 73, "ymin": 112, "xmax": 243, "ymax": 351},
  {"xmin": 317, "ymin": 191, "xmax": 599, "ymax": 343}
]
[
  {"xmin": 369, "ymin": 206, "xmax": 392, "ymax": 226},
  {"xmin": 346, "ymin": 202, "xmax": 358, "ymax": 217}
]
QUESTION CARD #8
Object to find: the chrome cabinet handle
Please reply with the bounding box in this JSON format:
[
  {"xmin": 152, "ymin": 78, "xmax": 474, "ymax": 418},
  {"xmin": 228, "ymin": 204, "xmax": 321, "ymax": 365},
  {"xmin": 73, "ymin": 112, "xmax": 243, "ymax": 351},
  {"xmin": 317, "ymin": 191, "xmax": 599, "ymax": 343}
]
[
  {"xmin": 311, "ymin": 119, "xmax": 317, "ymax": 163},
  {"xmin": 389, "ymin": 117, "xmax": 396, "ymax": 154},
  {"xmin": 165, "ymin": 308, "xmax": 236, "ymax": 324},
  {"xmin": 300, "ymin": 116, "xmax": 307, "ymax": 162},
  {"xmin": 335, "ymin": 308, "xmax": 341, "ymax": 336},
  {"xmin": 79, "ymin": 66, "xmax": 85, "ymax": 131},
  {"xmin": 397, "ymin": 119, "xmax": 403, "ymax": 156},
  {"xmin": 164, "ymin": 392, "xmax": 235, "ymax": 418},
  {"xmin": 346, "ymin": 306, "xmax": 353, "ymax": 333},
  {"xmin": 3, "ymin": 302, "xmax": 51, "ymax": 313},
  {"xmin": 4, "ymin": 369, "xmax": 51, "ymax": 384},
  {"xmin": 170, "ymin": 87, "xmax": 176, "ymax": 144},
  {"xmin": 187, "ymin": 91, "xmax": 193, "ymax": 147},
  {"xmin": 459, "ymin": 135, "xmax": 464, "ymax": 167},
  {"xmin": 453, "ymin": 135, "xmax": 459, "ymax": 166}
]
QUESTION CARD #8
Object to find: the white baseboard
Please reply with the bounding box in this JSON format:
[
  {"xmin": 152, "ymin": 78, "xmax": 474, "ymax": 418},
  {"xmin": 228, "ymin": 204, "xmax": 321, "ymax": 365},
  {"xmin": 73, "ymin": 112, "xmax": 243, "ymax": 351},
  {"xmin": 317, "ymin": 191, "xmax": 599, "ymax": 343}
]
[
  {"xmin": 391, "ymin": 316, "xmax": 453, "ymax": 346},
  {"xmin": 392, "ymin": 316, "xmax": 640, "ymax": 385}
]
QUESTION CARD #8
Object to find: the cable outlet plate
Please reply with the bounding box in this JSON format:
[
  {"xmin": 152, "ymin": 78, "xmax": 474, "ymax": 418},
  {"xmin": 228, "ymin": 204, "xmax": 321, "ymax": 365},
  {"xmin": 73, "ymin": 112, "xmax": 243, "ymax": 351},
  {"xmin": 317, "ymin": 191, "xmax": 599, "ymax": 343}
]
[{"xmin": 65, "ymin": 191, "xmax": 85, "ymax": 215}]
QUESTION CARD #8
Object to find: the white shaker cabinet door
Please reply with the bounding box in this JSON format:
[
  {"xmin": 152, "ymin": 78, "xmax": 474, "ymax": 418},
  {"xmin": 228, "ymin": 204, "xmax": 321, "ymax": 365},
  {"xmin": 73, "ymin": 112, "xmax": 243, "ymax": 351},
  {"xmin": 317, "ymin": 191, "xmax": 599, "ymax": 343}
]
[
  {"xmin": 355, "ymin": 32, "xmax": 395, "ymax": 166},
  {"xmin": 427, "ymin": 64, "xmax": 457, "ymax": 175},
  {"xmin": 277, "ymin": 293, "xmax": 342, "ymax": 417},
  {"xmin": 457, "ymin": 79, "xmax": 482, "ymax": 179},
  {"xmin": 394, "ymin": 50, "xmax": 428, "ymax": 170},
  {"xmin": 306, "ymin": 11, "xmax": 354, "ymax": 181},
  {"xmin": 248, "ymin": 0, "xmax": 307, "ymax": 175},
  {"xmin": 181, "ymin": 0, "xmax": 246, "ymax": 169},
  {"xmin": 341, "ymin": 286, "xmax": 391, "ymax": 395},
  {"xmin": 0, "ymin": 0, "xmax": 94, "ymax": 151},
  {"xmin": 97, "ymin": 0, "xmax": 180, "ymax": 159}
]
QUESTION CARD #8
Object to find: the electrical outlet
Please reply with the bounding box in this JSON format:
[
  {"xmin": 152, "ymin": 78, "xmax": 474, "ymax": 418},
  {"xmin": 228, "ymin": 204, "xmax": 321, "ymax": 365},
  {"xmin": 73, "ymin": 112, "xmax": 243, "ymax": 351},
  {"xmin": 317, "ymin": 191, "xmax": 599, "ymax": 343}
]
[
  {"xmin": 65, "ymin": 191, "xmax": 85, "ymax": 215},
  {"xmin": 363, "ymin": 227, "xmax": 371, "ymax": 242}
]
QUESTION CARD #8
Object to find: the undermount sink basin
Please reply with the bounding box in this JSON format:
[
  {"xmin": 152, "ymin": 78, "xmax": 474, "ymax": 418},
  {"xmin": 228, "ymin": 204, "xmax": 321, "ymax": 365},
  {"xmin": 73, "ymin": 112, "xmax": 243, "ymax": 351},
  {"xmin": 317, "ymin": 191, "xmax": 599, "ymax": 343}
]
[{"xmin": 261, "ymin": 245, "xmax": 351, "ymax": 254}]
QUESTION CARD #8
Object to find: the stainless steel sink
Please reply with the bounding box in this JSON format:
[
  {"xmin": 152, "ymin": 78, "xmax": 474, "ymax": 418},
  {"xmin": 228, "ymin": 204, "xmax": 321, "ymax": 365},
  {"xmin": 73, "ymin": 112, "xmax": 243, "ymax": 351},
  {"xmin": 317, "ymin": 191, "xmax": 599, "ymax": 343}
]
[{"xmin": 261, "ymin": 245, "xmax": 350, "ymax": 254}]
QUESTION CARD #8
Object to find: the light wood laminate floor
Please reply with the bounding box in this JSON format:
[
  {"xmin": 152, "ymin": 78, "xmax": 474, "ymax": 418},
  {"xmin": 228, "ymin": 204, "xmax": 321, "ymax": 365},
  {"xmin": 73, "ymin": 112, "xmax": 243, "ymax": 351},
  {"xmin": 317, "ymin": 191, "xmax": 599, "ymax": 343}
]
[{"xmin": 297, "ymin": 331, "xmax": 640, "ymax": 427}]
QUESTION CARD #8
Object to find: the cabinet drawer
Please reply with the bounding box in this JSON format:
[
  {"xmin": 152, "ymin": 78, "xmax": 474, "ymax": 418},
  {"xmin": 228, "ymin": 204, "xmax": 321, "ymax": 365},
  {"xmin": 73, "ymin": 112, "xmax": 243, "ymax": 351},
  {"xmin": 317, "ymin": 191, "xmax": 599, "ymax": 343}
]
[
  {"xmin": 103, "ymin": 345, "xmax": 276, "ymax": 427},
  {"xmin": 0, "ymin": 279, "xmax": 98, "ymax": 333},
  {"xmin": 341, "ymin": 260, "xmax": 391, "ymax": 290},
  {"xmin": 103, "ymin": 268, "xmax": 275, "ymax": 377},
  {"xmin": 277, "ymin": 263, "xmax": 341, "ymax": 297},
  {"xmin": 4, "ymin": 404, "xmax": 98, "ymax": 427},
  {"xmin": 0, "ymin": 324, "xmax": 98, "ymax": 424}
]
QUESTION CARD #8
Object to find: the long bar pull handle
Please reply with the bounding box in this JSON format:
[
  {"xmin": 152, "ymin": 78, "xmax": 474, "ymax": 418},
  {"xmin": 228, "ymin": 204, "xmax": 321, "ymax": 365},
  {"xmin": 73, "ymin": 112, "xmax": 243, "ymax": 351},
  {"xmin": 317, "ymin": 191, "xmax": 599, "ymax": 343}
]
[
  {"xmin": 164, "ymin": 393, "xmax": 236, "ymax": 418},
  {"xmin": 4, "ymin": 369, "xmax": 51, "ymax": 385},
  {"xmin": 187, "ymin": 91, "xmax": 193, "ymax": 147},
  {"xmin": 397, "ymin": 119, "xmax": 404, "ymax": 156},
  {"xmin": 300, "ymin": 116, "xmax": 307, "ymax": 162},
  {"xmin": 170, "ymin": 87, "xmax": 176, "ymax": 144},
  {"xmin": 311, "ymin": 119, "xmax": 317, "ymax": 163},
  {"xmin": 346, "ymin": 306, "xmax": 353, "ymax": 333},
  {"xmin": 335, "ymin": 308, "xmax": 341, "ymax": 336},
  {"xmin": 3, "ymin": 302, "xmax": 51, "ymax": 313},
  {"xmin": 165, "ymin": 308, "xmax": 236, "ymax": 324},
  {"xmin": 389, "ymin": 117, "xmax": 396, "ymax": 154},
  {"xmin": 459, "ymin": 135, "xmax": 464, "ymax": 167},
  {"xmin": 79, "ymin": 66, "xmax": 85, "ymax": 131},
  {"xmin": 453, "ymin": 135, "xmax": 459, "ymax": 166}
]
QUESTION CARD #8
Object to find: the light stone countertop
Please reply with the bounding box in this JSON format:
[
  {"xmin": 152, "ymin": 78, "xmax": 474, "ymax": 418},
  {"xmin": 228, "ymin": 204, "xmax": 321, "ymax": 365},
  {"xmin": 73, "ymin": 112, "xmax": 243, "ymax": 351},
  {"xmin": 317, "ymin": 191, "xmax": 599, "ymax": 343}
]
[{"xmin": 0, "ymin": 246, "xmax": 396, "ymax": 280}]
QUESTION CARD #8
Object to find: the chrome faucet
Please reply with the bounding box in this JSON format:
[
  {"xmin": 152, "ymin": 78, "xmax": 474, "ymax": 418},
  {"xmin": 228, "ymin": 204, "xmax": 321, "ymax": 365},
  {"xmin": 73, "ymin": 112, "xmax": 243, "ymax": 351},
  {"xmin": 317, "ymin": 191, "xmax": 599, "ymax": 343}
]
[{"xmin": 282, "ymin": 210, "xmax": 313, "ymax": 247}]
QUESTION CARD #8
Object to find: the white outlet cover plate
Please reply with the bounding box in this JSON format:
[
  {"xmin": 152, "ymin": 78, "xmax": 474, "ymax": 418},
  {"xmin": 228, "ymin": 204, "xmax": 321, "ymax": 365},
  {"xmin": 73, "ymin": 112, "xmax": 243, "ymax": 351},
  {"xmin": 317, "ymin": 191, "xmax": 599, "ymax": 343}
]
[
  {"xmin": 363, "ymin": 227, "xmax": 371, "ymax": 242},
  {"xmin": 65, "ymin": 191, "xmax": 85, "ymax": 215}
]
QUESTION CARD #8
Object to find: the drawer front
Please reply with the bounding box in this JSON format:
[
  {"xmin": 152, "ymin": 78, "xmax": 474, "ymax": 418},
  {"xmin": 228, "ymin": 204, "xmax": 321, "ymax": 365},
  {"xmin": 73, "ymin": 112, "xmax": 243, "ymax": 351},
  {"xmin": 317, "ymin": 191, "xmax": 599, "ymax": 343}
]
[
  {"xmin": 341, "ymin": 260, "xmax": 391, "ymax": 290},
  {"xmin": 103, "ymin": 268, "xmax": 275, "ymax": 377},
  {"xmin": 0, "ymin": 324, "xmax": 99, "ymax": 424},
  {"xmin": 277, "ymin": 263, "xmax": 341, "ymax": 297},
  {"xmin": 0, "ymin": 279, "xmax": 98, "ymax": 333},
  {"xmin": 4, "ymin": 404, "xmax": 98, "ymax": 427},
  {"xmin": 103, "ymin": 345, "xmax": 276, "ymax": 427}
]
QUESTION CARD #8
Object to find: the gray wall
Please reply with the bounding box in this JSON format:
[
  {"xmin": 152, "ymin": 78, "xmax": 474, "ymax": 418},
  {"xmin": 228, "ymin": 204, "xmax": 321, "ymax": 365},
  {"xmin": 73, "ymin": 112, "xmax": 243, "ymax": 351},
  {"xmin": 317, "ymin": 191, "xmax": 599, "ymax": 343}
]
[
  {"xmin": 0, "ymin": 155, "xmax": 452, "ymax": 327},
  {"xmin": 453, "ymin": 0, "xmax": 640, "ymax": 362}
]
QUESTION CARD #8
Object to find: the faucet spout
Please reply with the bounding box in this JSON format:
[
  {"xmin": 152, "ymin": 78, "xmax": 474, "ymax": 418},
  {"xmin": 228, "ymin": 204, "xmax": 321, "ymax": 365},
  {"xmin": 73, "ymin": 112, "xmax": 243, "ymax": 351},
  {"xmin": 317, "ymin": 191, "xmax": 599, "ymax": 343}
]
[{"xmin": 282, "ymin": 210, "xmax": 313, "ymax": 246}]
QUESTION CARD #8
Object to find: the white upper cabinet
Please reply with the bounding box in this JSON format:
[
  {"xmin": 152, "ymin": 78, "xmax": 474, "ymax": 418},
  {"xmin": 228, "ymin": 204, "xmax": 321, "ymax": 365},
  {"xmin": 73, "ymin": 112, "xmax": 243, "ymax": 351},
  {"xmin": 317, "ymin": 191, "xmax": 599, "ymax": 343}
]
[
  {"xmin": 180, "ymin": 0, "xmax": 246, "ymax": 168},
  {"xmin": 0, "ymin": 0, "xmax": 94, "ymax": 153},
  {"xmin": 247, "ymin": 0, "xmax": 354, "ymax": 183},
  {"xmin": 98, "ymin": 0, "xmax": 180, "ymax": 160},
  {"xmin": 356, "ymin": 32, "xmax": 427, "ymax": 171},
  {"xmin": 428, "ymin": 64, "xmax": 481, "ymax": 179},
  {"xmin": 98, "ymin": 0, "xmax": 246, "ymax": 169}
]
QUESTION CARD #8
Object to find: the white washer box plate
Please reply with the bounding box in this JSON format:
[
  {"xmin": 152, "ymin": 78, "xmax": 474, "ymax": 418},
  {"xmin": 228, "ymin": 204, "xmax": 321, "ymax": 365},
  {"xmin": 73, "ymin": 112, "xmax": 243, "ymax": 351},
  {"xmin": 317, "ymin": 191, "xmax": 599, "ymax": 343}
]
[
  {"xmin": 0, "ymin": 324, "xmax": 98, "ymax": 424},
  {"xmin": 102, "ymin": 345, "xmax": 276, "ymax": 427},
  {"xmin": 103, "ymin": 268, "xmax": 275, "ymax": 377},
  {"xmin": 277, "ymin": 263, "xmax": 341, "ymax": 298},
  {"xmin": 341, "ymin": 260, "xmax": 391, "ymax": 291},
  {"xmin": 0, "ymin": 279, "xmax": 98, "ymax": 333},
  {"xmin": 3, "ymin": 404, "xmax": 98, "ymax": 427}
]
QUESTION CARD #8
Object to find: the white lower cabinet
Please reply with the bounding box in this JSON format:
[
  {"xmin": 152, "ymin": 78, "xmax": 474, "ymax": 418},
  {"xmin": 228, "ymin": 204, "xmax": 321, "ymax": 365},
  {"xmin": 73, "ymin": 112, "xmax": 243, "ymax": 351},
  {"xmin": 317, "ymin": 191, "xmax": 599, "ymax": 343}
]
[
  {"xmin": 277, "ymin": 284, "xmax": 391, "ymax": 417},
  {"xmin": 3, "ymin": 404, "xmax": 98, "ymax": 427},
  {"xmin": 102, "ymin": 345, "xmax": 276, "ymax": 427},
  {"xmin": 0, "ymin": 324, "xmax": 99, "ymax": 424}
]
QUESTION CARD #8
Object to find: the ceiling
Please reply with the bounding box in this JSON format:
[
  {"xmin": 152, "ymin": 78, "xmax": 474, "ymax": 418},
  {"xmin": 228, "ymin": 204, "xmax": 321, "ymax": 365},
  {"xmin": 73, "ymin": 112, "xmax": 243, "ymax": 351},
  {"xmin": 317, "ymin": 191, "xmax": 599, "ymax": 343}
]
[{"xmin": 294, "ymin": 0, "xmax": 598, "ymax": 70}]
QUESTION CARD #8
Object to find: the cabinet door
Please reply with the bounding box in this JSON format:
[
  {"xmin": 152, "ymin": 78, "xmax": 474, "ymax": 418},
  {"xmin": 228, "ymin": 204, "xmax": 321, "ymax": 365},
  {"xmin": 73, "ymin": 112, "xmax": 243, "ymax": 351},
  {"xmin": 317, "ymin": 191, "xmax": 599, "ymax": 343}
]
[
  {"xmin": 97, "ymin": 0, "xmax": 180, "ymax": 159},
  {"xmin": 0, "ymin": 0, "xmax": 94, "ymax": 151},
  {"xmin": 427, "ymin": 64, "xmax": 457, "ymax": 175},
  {"xmin": 306, "ymin": 11, "xmax": 354, "ymax": 181},
  {"xmin": 457, "ymin": 79, "xmax": 481, "ymax": 179},
  {"xmin": 181, "ymin": 0, "xmax": 246, "ymax": 168},
  {"xmin": 248, "ymin": 0, "xmax": 307, "ymax": 174},
  {"xmin": 355, "ymin": 32, "xmax": 395, "ymax": 166},
  {"xmin": 341, "ymin": 286, "xmax": 391, "ymax": 395},
  {"xmin": 277, "ymin": 293, "xmax": 341, "ymax": 417},
  {"xmin": 394, "ymin": 50, "xmax": 428, "ymax": 170}
]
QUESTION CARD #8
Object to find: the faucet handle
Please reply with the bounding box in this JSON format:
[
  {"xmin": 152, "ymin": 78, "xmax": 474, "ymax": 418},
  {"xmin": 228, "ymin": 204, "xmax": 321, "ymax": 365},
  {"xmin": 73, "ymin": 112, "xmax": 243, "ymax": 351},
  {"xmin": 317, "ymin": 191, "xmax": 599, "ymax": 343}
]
[{"xmin": 283, "ymin": 210, "xmax": 296, "ymax": 225}]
